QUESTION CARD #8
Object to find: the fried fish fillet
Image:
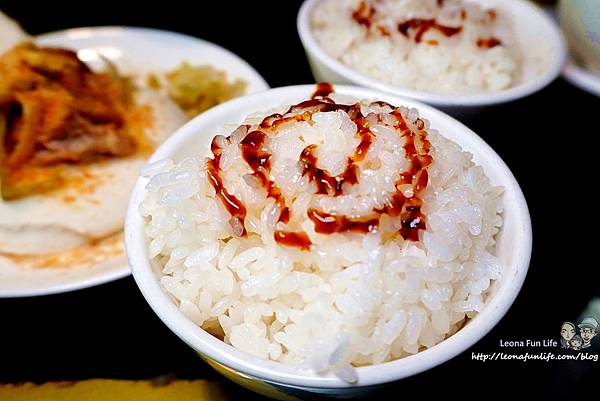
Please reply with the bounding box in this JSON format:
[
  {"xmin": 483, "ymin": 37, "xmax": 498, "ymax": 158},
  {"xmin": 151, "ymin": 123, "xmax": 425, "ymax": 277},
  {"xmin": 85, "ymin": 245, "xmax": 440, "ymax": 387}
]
[{"xmin": 0, "ymin": 43, "xmax": 187, "ymax": 255}]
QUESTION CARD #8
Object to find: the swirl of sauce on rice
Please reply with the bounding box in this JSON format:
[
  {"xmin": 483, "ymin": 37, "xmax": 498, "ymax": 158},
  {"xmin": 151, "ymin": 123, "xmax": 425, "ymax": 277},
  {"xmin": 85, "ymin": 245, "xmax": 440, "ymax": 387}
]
[
  {"xmin": 350, "ymin": 0, "xmax": 501, "ymax": 49},
  {"xmin": 206, "ymin": 83, "xmax": 432, "ymax": 250}
]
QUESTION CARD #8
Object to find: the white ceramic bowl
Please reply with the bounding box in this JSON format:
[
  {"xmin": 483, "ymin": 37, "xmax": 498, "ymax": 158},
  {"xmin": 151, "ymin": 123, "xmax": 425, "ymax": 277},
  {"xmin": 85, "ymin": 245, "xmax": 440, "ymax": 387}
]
[
  {"xmin": 125, "ymin": 85, "xmax": 532, "ymax": 399},
  {"xmin": 558, "ymin": 0, "xmax": 600, "ymax": 97},
  {"xmin": 558, "ymin": 0, "xmax": 600, "ymax": 76},
  {"xmin": 297, "ymin": 0, "xmax": 566, "ymax": 114},
  {"xmin": 563, "ymin": 61, "xmax": 600, "ymax": 98}
]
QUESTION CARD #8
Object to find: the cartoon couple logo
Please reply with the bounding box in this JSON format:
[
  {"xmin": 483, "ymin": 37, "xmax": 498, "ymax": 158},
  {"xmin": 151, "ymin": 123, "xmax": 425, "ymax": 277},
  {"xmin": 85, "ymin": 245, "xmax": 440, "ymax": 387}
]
[{"xmin": 560, "ymin": 317, "xmax": 598, "ymax": 351}]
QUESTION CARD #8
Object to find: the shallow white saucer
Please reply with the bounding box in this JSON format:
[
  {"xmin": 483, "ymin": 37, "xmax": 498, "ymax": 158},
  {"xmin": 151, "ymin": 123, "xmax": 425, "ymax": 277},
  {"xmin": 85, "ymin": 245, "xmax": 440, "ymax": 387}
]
[{"xmin": 0, "ymin": 26, "xmax": 269, "ymax": 297}]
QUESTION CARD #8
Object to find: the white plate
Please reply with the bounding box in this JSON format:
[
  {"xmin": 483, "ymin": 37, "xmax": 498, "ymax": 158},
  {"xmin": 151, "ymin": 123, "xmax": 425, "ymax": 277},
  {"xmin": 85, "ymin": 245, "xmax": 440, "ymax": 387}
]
[
  {"xmin": 563, "ymin": 60, "xmax": 600, "ymax": 97},
  {"xmin": 0, "ymin": 27, "xmax": 269, "ymax": 298}
]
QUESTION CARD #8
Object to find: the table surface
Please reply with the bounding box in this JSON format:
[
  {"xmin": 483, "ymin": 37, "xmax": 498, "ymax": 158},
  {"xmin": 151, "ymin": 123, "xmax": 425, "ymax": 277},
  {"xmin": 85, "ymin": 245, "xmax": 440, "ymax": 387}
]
[{"xmin": 1, "ymin": 1, "xmax": 599, "ymax": 399}]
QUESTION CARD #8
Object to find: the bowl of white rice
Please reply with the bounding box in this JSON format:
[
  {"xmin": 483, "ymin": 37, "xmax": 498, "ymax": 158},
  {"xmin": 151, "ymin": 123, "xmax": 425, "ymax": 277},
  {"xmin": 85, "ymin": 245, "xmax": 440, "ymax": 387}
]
[
  {"xmin": 298, "ymin": 0, "xmax": 566, "ymax": 113},
  {"xmin": 125, "ymin": 84, "xmax": 531, "ymax": 399}
]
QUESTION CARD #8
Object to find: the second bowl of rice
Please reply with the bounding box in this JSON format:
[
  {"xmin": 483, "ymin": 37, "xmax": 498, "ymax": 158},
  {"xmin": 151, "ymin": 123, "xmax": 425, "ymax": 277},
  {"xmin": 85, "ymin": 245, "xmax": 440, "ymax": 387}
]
[
  {"xmin": 125, "ymin": 84, "xmax": 531, "ymax": 399},
  {"xmin": 297, "ymin": 0, "xmax": 566, "ymax": 113}
]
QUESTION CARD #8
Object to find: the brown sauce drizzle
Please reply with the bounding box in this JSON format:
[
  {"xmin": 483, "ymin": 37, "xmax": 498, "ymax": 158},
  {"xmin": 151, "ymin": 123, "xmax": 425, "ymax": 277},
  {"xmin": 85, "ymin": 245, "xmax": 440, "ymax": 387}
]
[
  {"xmin": 274, "ymin": 231, "xmax": 312, "ymax": 251},
  {"xmin": 377, "ymin": 26, "xmax": 391, "ymax": 37},
  {"xmin": 240, "ymin": 130, "xmax": 271, "ymax": 171},
  {"xmin": 352, "ymin": 1, "xmax": 376, "ymax": 29},
  {"xmin": 299, "ymin": 114, "xmax": 372, "ymax": 197},
  {"xmin": 240, "ymin": 130, "xmax": 290, "ymax": 224},
  {"xmin": 206, "ymin": 84, "xmax": 432, "ymax": 249},
  {"xmin": 477, "ymin": 37, "xmax": 502, "ymax": 49},
  {"xmin": 369, "ymin": 100, "xmax": 396, "ymax": 109},
  {"xmin": 312, "ymin": 82, "xmax": 334, "ymax": 98},
  {"xmin": 373, "ymin": 111, "xmax": 432, "ymax": 241},
  {"xmin": 353, "ymin": 1, "xmax": 472, "ymax": 43},
  {"xmin": 306, "ymin": 110, "xmax": 431, "ymax": 241},
  {"xmin": 206, "ymin": 136, "xmax": 247, "ymax": 236},
  {"xmin": 301, "ymin": 145, "xmax": 351, "ymax": 196},
  {"xmin": 398, "ymin": 19, "xmax": 462, "ymax": 43},
  {"xmin": 285, "ymin": 99, "xmax": 356, "ymax": 117},
  {"xmin": 308, "ymin": 208, "xmax": 379, "ymax": 235}
]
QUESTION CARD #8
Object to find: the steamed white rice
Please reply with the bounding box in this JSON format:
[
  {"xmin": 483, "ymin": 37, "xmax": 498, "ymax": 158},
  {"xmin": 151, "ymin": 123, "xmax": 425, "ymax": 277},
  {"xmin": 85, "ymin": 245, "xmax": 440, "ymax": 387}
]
[
  {"xmin": 311, "ymin": 0, "xmax": 520, "ymax": 95},
  {"xmin": 140, "ymin": 93, "xmax": 503, "ymax": 381}
]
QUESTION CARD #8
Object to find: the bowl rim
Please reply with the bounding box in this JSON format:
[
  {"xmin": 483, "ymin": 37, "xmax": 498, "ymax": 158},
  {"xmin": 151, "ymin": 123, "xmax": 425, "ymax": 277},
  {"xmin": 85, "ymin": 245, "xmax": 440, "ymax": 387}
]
[
  {"xmin": 37, "ymin": 26, "xmax": 270, "ymax": 93},
  {"xmin": 563, "ymin": 59, "xmax": 600, "ymax": 98},
  {"xmin": 125, "ymin": 84, "xmax": 532, "ymax": 389},
  {"xmin": 297, "ymin": 0, "xmax": 567, "ymax": 107}
]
